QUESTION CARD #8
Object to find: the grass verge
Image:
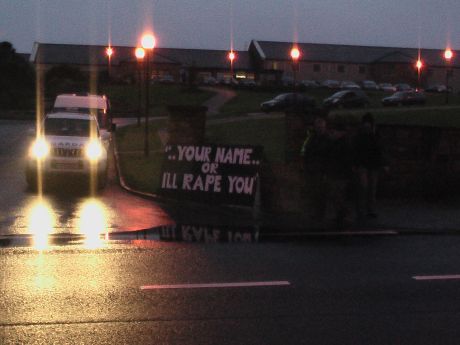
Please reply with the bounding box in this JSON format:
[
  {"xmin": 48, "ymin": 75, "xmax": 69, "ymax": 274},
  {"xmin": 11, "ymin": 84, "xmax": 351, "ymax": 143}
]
[
  {"xmin": 103, "ymin": 84, "xmax": 215, "ymax": 115},
  {"xmin": 116, "ymin": 101, "xmax": 460, "ymax": 195},
  {"xmin": 206, "ymin": 118, "xmax": 285, "ymax": 162},
  {"xmin": 115, "ymin": 119, "xmax": 166, "ymax": 194},
  {"xmin": 332, "ymin": 106, "xmax": 460, "ymax": 128}
]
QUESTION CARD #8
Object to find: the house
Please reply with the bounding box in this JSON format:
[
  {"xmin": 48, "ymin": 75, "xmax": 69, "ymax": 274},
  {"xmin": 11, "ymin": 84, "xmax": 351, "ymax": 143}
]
[
  {"xmin": 249, "ymin": 40, "xmax": 460, "ymax": 91},
  {"xmin": 30, "ymin": 42, "xmax": 253, "ymax": 84},
  {"xmin": 30, "ymin": 40, "xmax": 460, "ymax": 91}
]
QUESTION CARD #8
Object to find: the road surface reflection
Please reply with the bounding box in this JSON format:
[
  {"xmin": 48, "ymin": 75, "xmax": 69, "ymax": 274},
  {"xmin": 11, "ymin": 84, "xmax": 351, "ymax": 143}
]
[
  {"xmin": 22, "ymin": 196, "xmax": 111, "ymax": 250},
  {"xmin": 26, "ymin": 198, "xmax": 55, "ymax": 250}
]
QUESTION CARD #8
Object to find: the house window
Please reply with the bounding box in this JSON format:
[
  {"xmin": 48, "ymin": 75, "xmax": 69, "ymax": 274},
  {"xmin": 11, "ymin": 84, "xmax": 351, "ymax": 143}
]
[
  {"xmin": 313, "ymin": 64, "xmax": 321, "ymax": 72},
  {"xmin": 337, "ymin": 65, "xmax": 345, "ymax": 73},
  {"xmin": 383, "ymin": 64, "xmax": 395, "ymax": 75},
  {"xmin": 359, "ymin": 65, "xmax": 366, "ymax": 74},
  {"xmin": 272, "ymin": 62, "xmax": 278, "ymax": 70}
]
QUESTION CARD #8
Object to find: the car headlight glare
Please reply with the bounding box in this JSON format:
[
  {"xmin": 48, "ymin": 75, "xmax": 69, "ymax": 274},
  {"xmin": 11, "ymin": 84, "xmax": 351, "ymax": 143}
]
[
  {"xmin": 85, "ymin": 140, "xmax": 103, "ymax": 160},
  {"xmin": 30, "ymin": 138, "xmax": 50, "ymax": 159}
]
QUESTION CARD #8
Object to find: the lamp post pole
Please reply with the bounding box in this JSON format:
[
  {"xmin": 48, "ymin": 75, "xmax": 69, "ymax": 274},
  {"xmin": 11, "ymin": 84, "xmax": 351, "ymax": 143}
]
[
  {"xmin": 416, "ymin": 59, "xmax": 423, "ymax": 91},
  {"xmin": 228, "ymin": 51, "xmax": 236, "ymax": 83},
  {"xmin": 290, "ymin": 47, "xmax": 300, "ymax": 104},
  {"xmin": 106, "ymin": 47, "xmax": 113, "ymax": 81},
  {"xmin": 141, "ymin": 34, "xmax": 156, "ymax": 157},
  {"xmin": 135, "ymin": 47, "xmax": 145, "ymax": 127},
  {"xmin": 444, "ymin": 48, "xmax": 453, "ymax": 105},
  {"xmin": 144, "ymin": 49, "xmax": 151, "ymax": 156}
]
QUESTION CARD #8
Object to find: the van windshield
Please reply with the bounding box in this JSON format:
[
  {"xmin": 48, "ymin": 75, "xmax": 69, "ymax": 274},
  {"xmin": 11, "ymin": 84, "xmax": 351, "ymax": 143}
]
[
  {"xmin": 44, "ymin": 118, "xmax": 98, "ymax": 137},
  {"xmin": 53, "ymin": 107, "xmax": 107, "ymax": 129}
]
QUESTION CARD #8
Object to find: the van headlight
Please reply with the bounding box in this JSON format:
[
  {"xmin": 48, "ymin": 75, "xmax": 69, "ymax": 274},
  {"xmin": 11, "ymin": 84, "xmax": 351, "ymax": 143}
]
[
  {"xmin": 85, "ymin": 140, "xmax": 103, "ymax": 161},
  {"xmin": 30, "ymin": 138, "xmax": 50, "ymax": 159}
]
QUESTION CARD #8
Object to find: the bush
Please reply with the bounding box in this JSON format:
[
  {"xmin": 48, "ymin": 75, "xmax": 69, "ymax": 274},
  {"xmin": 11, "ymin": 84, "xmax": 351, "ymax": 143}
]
[{"xmin": 0, "ymin": 42, "xmax": 35, "ymax": 110}]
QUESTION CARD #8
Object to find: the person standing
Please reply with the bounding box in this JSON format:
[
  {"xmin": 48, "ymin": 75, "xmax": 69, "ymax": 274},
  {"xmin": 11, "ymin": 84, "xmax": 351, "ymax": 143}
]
[
  {"xmin": 327, "ymin": 123, "xmax": 354, "ymax": 228},
  {"xmin": 301, "ymin": 116, "xmax": 331, "ymax": 223},
  {"xmin": 353, "ymin": 113, "xmax": 388, "ymax": 219}
]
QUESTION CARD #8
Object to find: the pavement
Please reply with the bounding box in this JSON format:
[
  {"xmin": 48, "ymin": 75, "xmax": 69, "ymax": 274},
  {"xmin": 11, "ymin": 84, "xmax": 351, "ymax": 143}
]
[
  {"xmin": 258, "ymin": 197, "xmax": 460, "ymax": 235},
  {"xmin": 201, "ymin": 86, "xmax": 236, "ymax": 115},
  {"xmin": 112, "ymin": 90, "xmax": 460, "ymax": 236}
]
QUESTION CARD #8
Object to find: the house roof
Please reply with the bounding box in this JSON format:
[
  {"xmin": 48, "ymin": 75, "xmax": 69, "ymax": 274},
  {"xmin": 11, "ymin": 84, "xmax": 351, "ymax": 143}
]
[
  {"xmin": 30, "ymin": 41, "xmax": 459, "ymax": 70},
  {"xmin": 32, "ymin": 43, "xmax": 177, "ymax": 66},
  {"xmin": 253, "ymin": 40, "xmax": 460, "ymax": 67},
  {"xmin": 154, "ymin": 48, "xmax": 251, "ymax": 70},
  {"xmin": 31, "ymin": 43, "xmax": 251, "ymax": 70}
]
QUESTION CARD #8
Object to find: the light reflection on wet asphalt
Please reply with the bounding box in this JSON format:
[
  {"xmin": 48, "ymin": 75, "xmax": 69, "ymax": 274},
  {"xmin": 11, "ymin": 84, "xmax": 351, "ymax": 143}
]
[
  {"xmin": 0, "ymin": 120, "xmax": 174, "ymax": 238},
  {"xmin": 6, "ymin": 174, "xmax": 174, "ymax": 238}
]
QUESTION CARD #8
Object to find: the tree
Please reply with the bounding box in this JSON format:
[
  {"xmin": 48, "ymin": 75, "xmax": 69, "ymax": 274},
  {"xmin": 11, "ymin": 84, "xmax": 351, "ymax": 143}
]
[
  {"xmin": 45, "ymin": 64, "xmax": 87, "ymax": 97},
  {"xmin": 0, "ymin": 41, "xmax": 35, "ymax": 109}
]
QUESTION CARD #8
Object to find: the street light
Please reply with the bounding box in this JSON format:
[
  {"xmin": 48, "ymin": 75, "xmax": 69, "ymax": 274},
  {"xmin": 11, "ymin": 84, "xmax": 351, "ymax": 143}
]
[
  {"xmin": 228, "ymin": 51, "xmax": 236, "ymax": 82},
  {"xmin": 444, "ymin": 48, "xmax": 454, "ymax": 104},
  {"xmin": 415, "ymin": 59, "xmax": 423, "ymax": 90},
  {"xmin": 106, "ymin": 46, "xmax": 114, "ymax": 80},
  {"xmin": 290, "ymin": 47, "xmax": 301, "ymax": 94},
  {"xmin": 135, "ymin": 47, "xmax": 145, "ymax": 127},
  {"xmin": 141, "ymin": 33, "xmax": 156, "ymax": 157}
]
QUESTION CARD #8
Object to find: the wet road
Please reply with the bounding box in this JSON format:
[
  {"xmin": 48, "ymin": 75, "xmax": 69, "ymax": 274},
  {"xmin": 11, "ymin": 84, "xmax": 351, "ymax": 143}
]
[
  {"xmin": 4, "ymin": 236, "xmax": 460, "ymax": 344},
  {"xmin": 0, "ymin": 120, "xmax": 173, "ymax": 236}
]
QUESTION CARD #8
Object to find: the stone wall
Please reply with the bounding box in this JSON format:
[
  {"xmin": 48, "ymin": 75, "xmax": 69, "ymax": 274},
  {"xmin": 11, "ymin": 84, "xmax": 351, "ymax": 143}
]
[
  {"xmin": 166, "ymin": 105, "xmax": 207, "ymax": 145},
  {"xmin": 379, "ymin": 125, "xmax": 460, "ymax": 198},
  {"xmin": 263, "ymin": 117, "xmax": 460, "ymax": 214}
]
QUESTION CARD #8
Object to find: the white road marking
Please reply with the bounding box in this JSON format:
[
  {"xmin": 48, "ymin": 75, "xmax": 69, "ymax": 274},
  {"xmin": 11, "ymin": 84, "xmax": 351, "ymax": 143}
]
[
  {"xmin": 140, "ymin": 281, "xmax": 290, "ymax": 290},
  {"xmin": 413, "ymin": 275, "xmax": 460, "ymax": 281}
]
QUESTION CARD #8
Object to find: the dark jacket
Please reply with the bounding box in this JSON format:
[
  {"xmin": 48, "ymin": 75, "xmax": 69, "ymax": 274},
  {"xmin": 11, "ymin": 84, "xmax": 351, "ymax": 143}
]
[
  {"xmin": 328, "ymin": 134, "xmax": 353, "ymax": 179},
  {"xmin": 353, "ymin": 127, "xmax": 385, "ymax": 169},
  {"xmin": 302, "ymin": 130, "xmax": 331, "ymax": 174}
]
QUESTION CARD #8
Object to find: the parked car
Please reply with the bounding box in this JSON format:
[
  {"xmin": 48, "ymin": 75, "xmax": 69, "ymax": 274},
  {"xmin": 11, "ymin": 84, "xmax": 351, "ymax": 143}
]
[
  {"xmin": 321, "ymin": 79, "xmax": 340, "ymax": 89},
  {"xmin": 323, "ymin": 90, "xmax": 369, "ymax": 108},
  {"xmin": 394, "ymin": 83, "xmax": 412, "ymax": 91},
  {"xmin": 238, "ymin": 79, "xmax": 257, "ymax": 88},
  {"xmin": 425, "ymin": 84, "xmax": 447, "ymax": 93},
  {"xmin": 202, "ymin": 76, "xmax": 218, "ymax": 85},
  {"xmin": 379, "ymin": 83, "xmax": 396, "ymax": 92},
  {"xmin": 219, "ymin": 77, "xmax": 239, "ymax": 86},
  {"xmin": 159, "ymin": 75, "xmax": 175, "ymax": 84},
  {"xmin": 260, "ymin": 93, "xmax": 316, "ymax": 113},
  {"xmin": 362, "ymin": 80, "xmax": 379, "ymax": 90},
  {"xmin": 301, "ymin": 80, "xmax": 320, "ymax": 88},
  {"xmin": 382, "ymin": 91, "xmax": 426, "ymax": 106},
  {"xmin": 340, "ymin": 81, "xmax": 361, "ymax": 89},
  {"xmin": 281, "ymin": 76, "xmax": 295, "ymax": 87}
]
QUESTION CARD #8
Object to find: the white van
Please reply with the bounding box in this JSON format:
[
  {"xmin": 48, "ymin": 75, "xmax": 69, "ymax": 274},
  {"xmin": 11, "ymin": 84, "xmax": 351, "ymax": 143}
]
[
  {"xmin": 26, "ymin": 112, "xmax": 108, "ymax": 190},
  {"xmin": 53, "ymin": 93, "xmax": 112, "ymax": 145}
]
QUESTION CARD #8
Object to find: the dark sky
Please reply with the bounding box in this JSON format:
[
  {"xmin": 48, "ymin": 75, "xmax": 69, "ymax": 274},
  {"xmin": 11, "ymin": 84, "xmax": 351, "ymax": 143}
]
[{"xmin": 1, "ymin": 0, "xmax": 459, "ymax": 53}]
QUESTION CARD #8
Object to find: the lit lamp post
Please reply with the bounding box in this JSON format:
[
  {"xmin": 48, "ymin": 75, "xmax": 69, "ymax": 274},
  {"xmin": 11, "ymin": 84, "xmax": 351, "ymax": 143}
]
[
  {"xmin": 141, "ymin": 33, "xmax": 156, "ymax": 157},
  {"xmin": 444, "ymin": 48, "xmax": 453, "ymax": 104},
  {"xmin": 290, "ymin": 47, "xmax": 300, "ymax": 93},
  {"xmin": 135, "ymin": 47, "xmax": 145, "ymax": 127},
  {"xmin": 228, "ymin": 51, "xmax": 236, "ymax": 82},
  {"xmin": 105, "ymin": 46, "xmax": 114, "ymax": 80},
  {"xmin": 415, "ymin": 59, "xmax": 423, "ymax": 91}
]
